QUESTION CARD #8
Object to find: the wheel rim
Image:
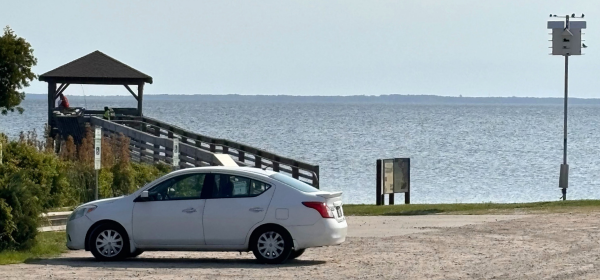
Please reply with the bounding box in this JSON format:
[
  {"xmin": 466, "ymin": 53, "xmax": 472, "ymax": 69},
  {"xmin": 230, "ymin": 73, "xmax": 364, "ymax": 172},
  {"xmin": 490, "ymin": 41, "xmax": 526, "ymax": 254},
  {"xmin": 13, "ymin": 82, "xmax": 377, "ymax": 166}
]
[
  {"xmin": 257, "ymin": 231, "xmax": 284, "ymax": 259},
  {"xmin": 95, "ymin": 229, "xmax": 123, "ymax": 258}
]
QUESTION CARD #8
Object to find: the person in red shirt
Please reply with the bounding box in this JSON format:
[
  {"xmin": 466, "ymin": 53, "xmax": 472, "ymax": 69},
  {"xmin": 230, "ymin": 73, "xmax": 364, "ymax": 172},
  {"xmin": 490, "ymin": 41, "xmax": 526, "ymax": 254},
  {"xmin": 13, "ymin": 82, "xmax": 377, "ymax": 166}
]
[{"xmin": 58, "ymin": 94, "xmax": 70, "ymax": 109}]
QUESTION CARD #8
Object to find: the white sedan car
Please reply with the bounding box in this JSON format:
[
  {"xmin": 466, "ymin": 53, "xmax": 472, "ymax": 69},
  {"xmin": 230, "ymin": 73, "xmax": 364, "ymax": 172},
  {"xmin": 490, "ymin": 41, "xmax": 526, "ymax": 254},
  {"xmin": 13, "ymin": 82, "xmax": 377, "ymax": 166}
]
[{"xmin": 66, "ymin": 166, "xmax": 347, "ymax": 264}]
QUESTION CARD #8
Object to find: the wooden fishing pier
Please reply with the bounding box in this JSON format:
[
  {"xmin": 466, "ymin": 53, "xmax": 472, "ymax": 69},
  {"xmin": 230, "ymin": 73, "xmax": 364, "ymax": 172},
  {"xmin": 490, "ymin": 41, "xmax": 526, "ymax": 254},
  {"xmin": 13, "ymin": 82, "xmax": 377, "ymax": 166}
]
[{"xmin": 39, "ymin": 51, "xmax": 320, "ymax": 187}]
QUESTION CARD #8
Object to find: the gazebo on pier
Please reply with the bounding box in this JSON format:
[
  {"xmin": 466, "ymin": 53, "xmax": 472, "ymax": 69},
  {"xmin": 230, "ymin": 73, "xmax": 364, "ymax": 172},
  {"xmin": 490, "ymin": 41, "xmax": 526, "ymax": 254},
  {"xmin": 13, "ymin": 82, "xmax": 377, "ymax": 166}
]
[{"xmin": 39, "ymin": 51, "xmax": 153, "ymax": 140}]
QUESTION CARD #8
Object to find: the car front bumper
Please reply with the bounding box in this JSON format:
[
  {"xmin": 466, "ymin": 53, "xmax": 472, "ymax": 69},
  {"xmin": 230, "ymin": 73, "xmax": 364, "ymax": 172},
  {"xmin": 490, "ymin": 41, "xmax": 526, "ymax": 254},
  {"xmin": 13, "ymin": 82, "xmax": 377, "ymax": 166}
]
[{"xmin": 66, "ymin": 216, "xmax": 93, "ymax": 250}]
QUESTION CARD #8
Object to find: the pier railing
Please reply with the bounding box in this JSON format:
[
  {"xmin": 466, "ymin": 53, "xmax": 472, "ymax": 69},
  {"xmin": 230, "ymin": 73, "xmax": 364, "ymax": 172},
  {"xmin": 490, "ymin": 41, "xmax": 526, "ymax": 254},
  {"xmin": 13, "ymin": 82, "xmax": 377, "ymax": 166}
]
[
  {"xmin": 92, "ymin": 115, "xmax": 320, "ymax": 188},
  {"xmin": 89, "ymin": 117, "xmax": 234, "ymax": 168}
]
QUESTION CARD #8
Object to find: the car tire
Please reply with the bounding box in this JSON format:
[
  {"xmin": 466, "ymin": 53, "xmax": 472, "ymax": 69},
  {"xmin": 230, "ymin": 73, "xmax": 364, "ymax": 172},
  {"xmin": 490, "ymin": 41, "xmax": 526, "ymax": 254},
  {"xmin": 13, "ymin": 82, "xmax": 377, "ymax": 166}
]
[
  {"xmin": 251, "ymin": 226, "xmax": 293, "ymax": 264},
  {"xmin": 129, "ymin": 249, "xmax": 144, "ymax": 258},
  {"xmin": 288, "ymin": 249, "xmax": 305, "ymax": 260},
  {"xmin": 89, "ymin": 223, "xmax": 130, "ymax": 261}
]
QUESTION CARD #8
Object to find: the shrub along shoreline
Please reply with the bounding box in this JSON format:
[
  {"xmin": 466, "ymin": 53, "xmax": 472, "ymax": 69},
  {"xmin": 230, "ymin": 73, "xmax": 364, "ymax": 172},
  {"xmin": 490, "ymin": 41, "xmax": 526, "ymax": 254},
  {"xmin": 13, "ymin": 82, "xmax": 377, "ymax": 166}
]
[{"xmin": 0, "ymin": 127, "xmax": 170, "ymax": 254}]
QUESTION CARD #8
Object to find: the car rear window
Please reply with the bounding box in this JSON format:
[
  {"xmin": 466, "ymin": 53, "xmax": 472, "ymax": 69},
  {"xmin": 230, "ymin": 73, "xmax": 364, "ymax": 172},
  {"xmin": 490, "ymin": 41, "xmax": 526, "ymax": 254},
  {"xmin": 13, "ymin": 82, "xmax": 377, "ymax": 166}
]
[{"xmin": 271, "ymin": 173, "xmax": 319, "ymax": 193}]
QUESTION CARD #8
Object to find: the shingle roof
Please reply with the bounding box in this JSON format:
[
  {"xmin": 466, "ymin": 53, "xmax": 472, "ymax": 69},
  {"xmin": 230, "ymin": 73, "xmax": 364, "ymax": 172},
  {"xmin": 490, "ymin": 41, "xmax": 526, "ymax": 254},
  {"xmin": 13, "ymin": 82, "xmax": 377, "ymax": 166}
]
[{"xmin": 39, "ymin": 51, "xmax": 153, "ymax": 84}]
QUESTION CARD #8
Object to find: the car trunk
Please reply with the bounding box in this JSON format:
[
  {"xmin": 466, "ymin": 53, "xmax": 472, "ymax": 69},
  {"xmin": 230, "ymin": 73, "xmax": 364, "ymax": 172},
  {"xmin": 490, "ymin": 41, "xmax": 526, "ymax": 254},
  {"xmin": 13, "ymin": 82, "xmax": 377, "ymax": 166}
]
[{"xmin": 316, "ymin": 191, "xmax": 345, "ymax": 222}]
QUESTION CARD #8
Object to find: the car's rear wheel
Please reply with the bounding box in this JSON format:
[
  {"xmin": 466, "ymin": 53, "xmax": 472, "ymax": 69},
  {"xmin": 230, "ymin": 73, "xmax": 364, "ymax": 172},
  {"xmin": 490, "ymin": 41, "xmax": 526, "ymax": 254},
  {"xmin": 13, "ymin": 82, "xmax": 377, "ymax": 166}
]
[
  {"xmin": 289, "ymin": 249, "xmax": 305, "ymax": 260},
  {"xmin": 251, "ymin": 226, "xmax": 293, "ymax": 264},
  {"xmin": 89, "ymin": 223, "xmax": 129, "ymax": 261}
]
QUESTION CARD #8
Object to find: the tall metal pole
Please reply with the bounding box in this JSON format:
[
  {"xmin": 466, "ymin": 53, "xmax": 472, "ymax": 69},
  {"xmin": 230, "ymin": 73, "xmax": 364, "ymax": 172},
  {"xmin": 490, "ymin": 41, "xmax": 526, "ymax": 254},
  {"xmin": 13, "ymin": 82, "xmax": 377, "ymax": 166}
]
[
  {"xmin": 563, "ymin": 55, "xmax": 568, "ymax": 166},
  {"xmin": 560, "ymin": 15, "xmax": 570, "ymax": 201},
  {"xmin": 95, "ymin": 169, "xmax": 99, "ymax": 201},
  {"xmin": 562, "ymin": 54, "xmax": 568, "ymax": 201}
]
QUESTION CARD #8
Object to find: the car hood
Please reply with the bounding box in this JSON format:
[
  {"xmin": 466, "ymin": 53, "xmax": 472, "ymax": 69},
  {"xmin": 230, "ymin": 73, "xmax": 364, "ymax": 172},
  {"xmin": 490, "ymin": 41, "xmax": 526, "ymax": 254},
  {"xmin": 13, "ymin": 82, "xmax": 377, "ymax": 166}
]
[{"xmin": 78, "ymin": 196, "xmax": 125, "ymax": 208}]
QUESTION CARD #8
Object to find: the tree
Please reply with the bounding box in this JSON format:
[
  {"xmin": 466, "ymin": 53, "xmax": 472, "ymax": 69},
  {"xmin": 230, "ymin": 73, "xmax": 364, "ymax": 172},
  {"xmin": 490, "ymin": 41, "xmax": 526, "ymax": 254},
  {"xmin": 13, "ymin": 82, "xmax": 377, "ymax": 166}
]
[{"xmin": 0, "ymin": 26, "xmax": 37, "ymax": 115}]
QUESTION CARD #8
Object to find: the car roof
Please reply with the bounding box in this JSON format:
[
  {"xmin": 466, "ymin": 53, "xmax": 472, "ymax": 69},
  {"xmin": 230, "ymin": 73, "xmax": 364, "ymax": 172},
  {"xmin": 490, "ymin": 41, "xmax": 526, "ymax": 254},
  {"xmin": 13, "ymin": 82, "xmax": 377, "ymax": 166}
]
[{"xmin": 170, "ymin": 166, "xmax": 277, "ymax": 177}]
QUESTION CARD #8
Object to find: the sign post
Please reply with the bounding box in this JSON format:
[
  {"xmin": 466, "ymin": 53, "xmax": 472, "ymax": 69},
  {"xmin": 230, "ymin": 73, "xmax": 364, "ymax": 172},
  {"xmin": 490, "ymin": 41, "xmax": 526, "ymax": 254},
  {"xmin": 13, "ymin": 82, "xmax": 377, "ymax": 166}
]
[
  {"xmin": 172, "ymin": 137, "xmax": 180, "ymax": 169},
  {"xmin": 94, "ymin": 127, "xmax": 102, "ymax": 201},
  {"xmin": 377, "ymin": 158, "xmax": 410, "ymax": 205},
  {"xmin": 548, "ymin": 14, "xmax": 587, "ymax": 200},
  {"xmin": 376, "ymin": 160, "xmax": 382, "ymax": 205}
]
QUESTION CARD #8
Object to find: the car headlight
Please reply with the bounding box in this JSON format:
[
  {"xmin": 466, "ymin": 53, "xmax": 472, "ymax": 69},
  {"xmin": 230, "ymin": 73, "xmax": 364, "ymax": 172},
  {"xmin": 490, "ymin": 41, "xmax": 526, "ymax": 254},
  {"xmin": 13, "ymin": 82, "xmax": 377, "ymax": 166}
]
[{"xmin": 69, "ymin": 205, "xmax": 97, "ymax": 221}]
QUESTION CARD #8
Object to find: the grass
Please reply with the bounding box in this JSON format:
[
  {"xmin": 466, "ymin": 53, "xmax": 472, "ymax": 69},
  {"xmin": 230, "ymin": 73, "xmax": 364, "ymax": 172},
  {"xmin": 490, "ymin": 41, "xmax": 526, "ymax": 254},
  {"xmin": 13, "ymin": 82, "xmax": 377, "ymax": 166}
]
[
  {"xmin": 0, "ymin": 231, "xmax": 67, "ymax": 265},
  {"xmin": 344, "ymin": 200, "xmax": 600, "ymax": 216}
]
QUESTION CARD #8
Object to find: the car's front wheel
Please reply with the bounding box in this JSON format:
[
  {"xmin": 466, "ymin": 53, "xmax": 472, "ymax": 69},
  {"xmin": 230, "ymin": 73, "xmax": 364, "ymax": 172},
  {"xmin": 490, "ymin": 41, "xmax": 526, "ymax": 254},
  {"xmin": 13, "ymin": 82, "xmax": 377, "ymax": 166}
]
[
  {"xmin": 89, "ymin": 223, "xmax": 129, "ymax": 261},
  {"xmin": 251, "ymin": 226, "xmax": 293, "ymax": 264}
]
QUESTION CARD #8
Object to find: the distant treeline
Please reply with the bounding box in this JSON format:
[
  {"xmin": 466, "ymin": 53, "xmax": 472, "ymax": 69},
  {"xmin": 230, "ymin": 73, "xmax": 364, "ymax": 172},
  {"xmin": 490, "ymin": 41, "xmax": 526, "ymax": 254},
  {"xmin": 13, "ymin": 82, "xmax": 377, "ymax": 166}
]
[{"xmin": 24, "ymin": 94, "xmax": 600, "ymax": 105}]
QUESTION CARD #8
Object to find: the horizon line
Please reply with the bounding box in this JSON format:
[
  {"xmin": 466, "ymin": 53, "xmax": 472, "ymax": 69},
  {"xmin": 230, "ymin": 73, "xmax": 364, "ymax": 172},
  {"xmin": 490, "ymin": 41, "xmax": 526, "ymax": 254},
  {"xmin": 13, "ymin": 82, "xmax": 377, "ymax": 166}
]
[{"xmin": 23, "ymin": 93, "xmax": 600, "ymax": 99}]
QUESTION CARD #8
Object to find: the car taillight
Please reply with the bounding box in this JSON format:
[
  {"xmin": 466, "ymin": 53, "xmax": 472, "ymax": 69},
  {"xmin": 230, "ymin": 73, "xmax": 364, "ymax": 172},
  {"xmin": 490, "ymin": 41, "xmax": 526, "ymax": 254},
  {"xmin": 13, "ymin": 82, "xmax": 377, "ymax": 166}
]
[{"xmin": 302, "ymin": 202, "xmax": 333, "ymax": 218}]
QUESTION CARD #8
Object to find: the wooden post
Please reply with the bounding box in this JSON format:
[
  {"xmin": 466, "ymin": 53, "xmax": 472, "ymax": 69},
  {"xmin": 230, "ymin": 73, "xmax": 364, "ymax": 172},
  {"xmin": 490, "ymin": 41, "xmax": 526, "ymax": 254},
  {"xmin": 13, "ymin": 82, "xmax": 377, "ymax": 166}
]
[
  {"xmin": 140, "ymin": 123, "xmax": 147, "ymax": 158},
  {"xmin": 292, "ymin": 165, "xmax": 299, "ymax": 180},
  {"xmin": 238, "ymin": 150, "xmax": 245, "ymax": 163},
  {"xmin": 153, "ymin": 127, "xmax": 160, "ymax": 162},
  {"xmin": 313, "ymin": 166, "xmax": 320, "ymax": 189},
  {"xmin": 255, "ymin": 156, "xmax": 262, "ymax": 168},
  {"xmin": 405, "ymin": 158, "xmax": 411, "ymax": 204},
  {"xmin": 47, "ymin": 82, "xmax": 56, "ymax": 131},
  {"xmin": 137, "ymin": 83, "xmax": 144, "ymax": 116},
  {"xmin": 272, "ymin": 161, "xmax": 280, "ymax": 172},
  {"xmin": 222, "ymin": 146, "xmax": 229, "ymax": 155},
  {"xmin": 376, "ymin": 160, "xmax": 382, "ymax": 206}
]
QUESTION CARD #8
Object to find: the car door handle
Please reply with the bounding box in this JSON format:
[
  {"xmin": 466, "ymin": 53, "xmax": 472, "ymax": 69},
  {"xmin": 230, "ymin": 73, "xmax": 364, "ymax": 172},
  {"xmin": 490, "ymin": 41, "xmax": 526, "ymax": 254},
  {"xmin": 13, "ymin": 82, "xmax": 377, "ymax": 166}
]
[
  {"xmin": 249, "ymin": 207, "xmax": 264, "ymax": 212},
  {"xmin": 182, "ymin": 207, "xmax": 197, "ymax": 213}
]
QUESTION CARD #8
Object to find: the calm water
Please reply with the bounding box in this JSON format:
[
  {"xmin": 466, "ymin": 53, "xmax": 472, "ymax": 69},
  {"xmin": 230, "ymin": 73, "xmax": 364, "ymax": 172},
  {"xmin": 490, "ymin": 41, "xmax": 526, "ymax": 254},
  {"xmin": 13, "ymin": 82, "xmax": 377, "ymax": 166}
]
[{"xmin": 2, "ymin": 95, "xmax": 600, "ymax": 204}]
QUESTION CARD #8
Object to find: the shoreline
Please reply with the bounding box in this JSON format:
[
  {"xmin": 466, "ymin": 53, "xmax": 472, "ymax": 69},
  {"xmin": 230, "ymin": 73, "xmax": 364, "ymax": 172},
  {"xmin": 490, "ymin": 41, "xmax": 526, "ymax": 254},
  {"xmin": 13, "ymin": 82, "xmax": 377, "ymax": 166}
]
[{"xmin": 344, "ymin": 199, "xmax": 600, "ymax": 215}]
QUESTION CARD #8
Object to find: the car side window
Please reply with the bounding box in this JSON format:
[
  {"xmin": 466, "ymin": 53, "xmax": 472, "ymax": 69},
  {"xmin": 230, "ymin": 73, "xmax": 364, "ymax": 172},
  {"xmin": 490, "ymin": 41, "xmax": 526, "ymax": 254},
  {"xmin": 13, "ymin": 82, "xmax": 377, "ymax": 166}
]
[
  {"xmin": 210, "ymin": 174, "xmax": 270, "ymax": 198},
  {"xmin": 147, "ymin": 173, "xmax": 205, "ymax": 201}
]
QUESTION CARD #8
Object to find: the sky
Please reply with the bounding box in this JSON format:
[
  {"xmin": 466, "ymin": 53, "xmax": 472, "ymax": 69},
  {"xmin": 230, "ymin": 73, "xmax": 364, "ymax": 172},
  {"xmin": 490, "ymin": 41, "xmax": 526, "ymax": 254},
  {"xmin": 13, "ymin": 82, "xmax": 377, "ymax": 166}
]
[{"xmin": 1, "ymin": 0, "xmax": 599, "ymax": 97}]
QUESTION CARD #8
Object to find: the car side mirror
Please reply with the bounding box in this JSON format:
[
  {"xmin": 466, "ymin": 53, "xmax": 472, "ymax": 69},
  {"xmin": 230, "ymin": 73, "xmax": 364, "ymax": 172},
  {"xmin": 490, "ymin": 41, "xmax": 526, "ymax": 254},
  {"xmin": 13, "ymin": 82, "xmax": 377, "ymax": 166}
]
[{"xmin": 135, "ymin": 191, "xmax": 150, "ymax": 202}]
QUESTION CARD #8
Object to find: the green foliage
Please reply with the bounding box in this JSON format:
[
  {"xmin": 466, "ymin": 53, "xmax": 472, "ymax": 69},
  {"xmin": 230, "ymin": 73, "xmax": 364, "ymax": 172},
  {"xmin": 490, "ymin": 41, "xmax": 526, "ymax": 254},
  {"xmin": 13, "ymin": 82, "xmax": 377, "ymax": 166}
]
[
  {"xmin": 0, "ymin": 172, "xmax": 44, "ymax": 250},
  {"xmin": 0, "ymin": 199, "xmax": 16, "ymax": 250},
  {"xmin": 0, "ymin": 26, "xmax": 37, "ymax": 115},
  {"xmin": 0, "ymin": 130, "xmax": 170, "ymax": 252},
  {"xmin": 111, "ymin": 162, "xmax": 135, "ymax": 196},
  {"xmin": 63, "ymin": 163, "xmax": 95, "ymax": 203},
  {"xmin": 131, "ymin": 162, "xmax": 170, "ymax": 189},
  {"xmin": 0, "ymin": 139, "xmax": 70, "ymax": 210},
  {"xmin": 98, "ymin": 169, "xmax": 114, "ymax": 198}
]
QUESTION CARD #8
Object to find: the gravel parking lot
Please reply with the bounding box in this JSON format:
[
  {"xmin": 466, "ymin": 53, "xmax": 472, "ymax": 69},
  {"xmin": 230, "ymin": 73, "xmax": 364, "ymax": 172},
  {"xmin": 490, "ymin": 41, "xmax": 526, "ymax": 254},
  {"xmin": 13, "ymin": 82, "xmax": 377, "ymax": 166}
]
[{"xmin": 2, "ymin": 213, "xmax": 600, "ymax": 279}]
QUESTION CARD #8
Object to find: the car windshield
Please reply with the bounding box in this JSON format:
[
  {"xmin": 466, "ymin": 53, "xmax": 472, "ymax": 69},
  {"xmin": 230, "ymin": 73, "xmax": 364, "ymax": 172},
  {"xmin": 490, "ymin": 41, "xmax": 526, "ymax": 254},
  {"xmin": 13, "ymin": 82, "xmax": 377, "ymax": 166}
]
[{"xmin": 271, "ymin": 173, "xmax": 319, "ymax": 193}]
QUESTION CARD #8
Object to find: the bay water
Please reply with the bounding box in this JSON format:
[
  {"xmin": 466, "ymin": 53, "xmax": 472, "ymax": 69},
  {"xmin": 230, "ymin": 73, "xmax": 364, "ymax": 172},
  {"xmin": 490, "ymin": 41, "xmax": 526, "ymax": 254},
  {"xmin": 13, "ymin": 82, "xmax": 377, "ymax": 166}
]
[{"xmin": 2, "ymin": 94, "xmax": 599, "ymax": 204}]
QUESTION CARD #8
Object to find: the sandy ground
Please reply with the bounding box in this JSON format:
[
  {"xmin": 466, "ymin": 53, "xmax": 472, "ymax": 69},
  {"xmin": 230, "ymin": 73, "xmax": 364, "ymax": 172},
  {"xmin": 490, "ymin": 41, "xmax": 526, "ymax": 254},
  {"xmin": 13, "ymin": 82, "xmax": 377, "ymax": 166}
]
[{"xmin": 3, "ymin": 213, "xmax": 600, "ymax": 279}]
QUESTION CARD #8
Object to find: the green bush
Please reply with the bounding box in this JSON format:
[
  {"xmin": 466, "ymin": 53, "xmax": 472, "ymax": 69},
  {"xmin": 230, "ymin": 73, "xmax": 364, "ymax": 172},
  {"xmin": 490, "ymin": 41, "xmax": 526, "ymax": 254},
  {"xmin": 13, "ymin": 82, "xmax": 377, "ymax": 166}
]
[
  {"xmin": 0, "ymin": 140, "xmax": 72, "ymax": 209},
  {"xmin": 0, "ymin": 130, "xmax": 172, "ymax": 252},
  {"xmin": 63, "ymin": 162, "xmax": 95, "ymax": 204},
  {"xmin": 0, "ymin": 171, "xmax": 44, "ymax": 250},
  {"xmin": 98, "ymin": 169, "xmax": 114, "ymax": 199},
  {"xmin": 0, "ymin": 199, "xmax": 16, "ymax": 251},
  {"xmin": 131, "ymin": 162, "xmax": 171, "ymax": 189}
]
